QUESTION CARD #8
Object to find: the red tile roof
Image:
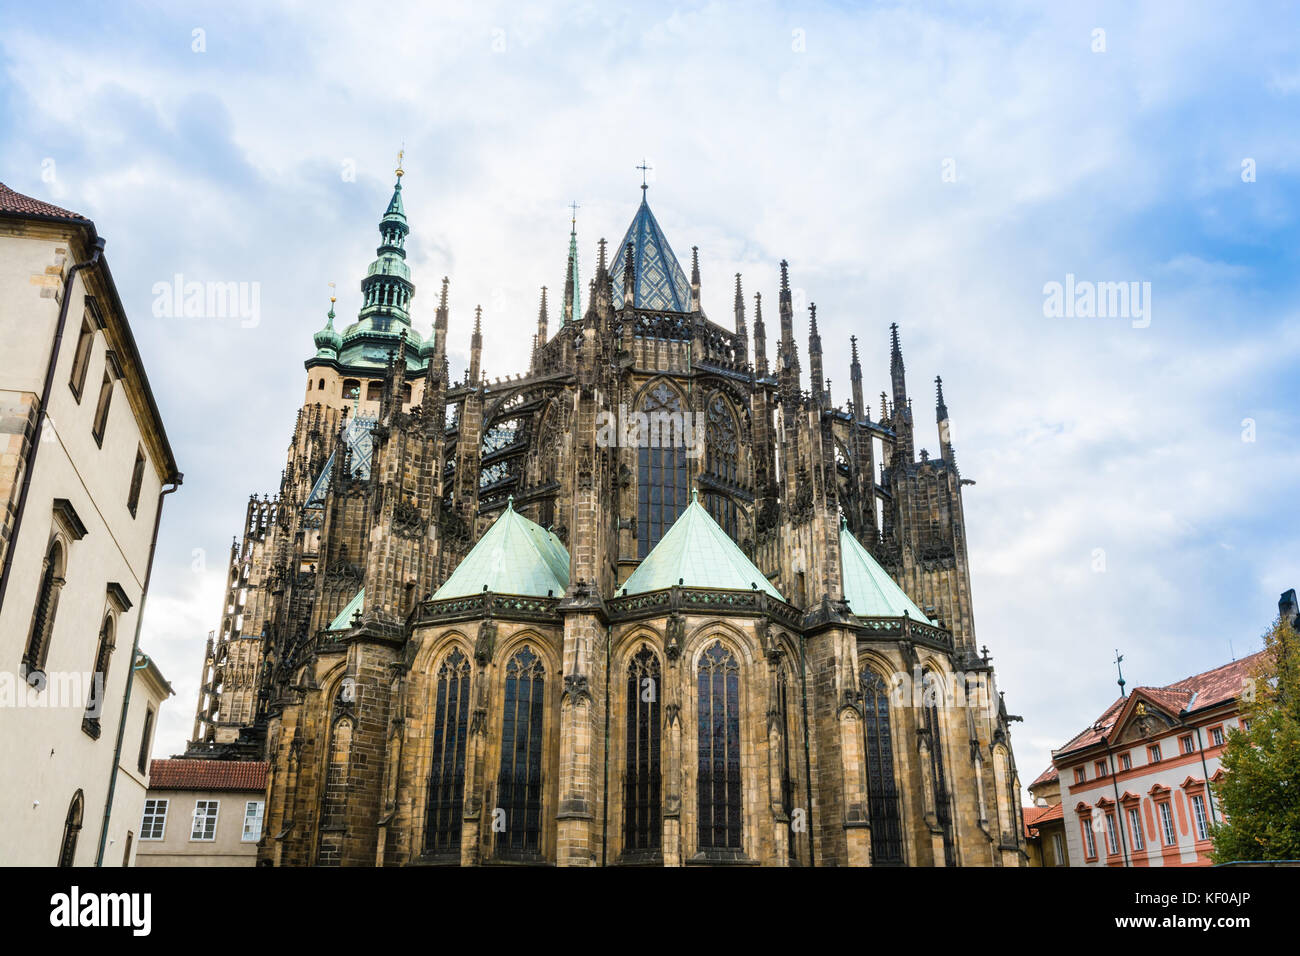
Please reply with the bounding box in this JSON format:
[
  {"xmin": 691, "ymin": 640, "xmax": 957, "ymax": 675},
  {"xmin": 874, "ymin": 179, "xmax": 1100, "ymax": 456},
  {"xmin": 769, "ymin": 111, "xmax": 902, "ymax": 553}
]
[
  {"xmin": 1029, "ymin": 764, "xmax": 1058, "ymax": 789},
  {"xmin": 1023, "ymin": 803, "xmax": 1064, "ymax": 838},
  {"xmin": 149, "ymin": 759, "xmax": 268, "ymax": 792},
  {"xmin": 1054, "ymin": 651, "xmax": 1267, "ymax": 758},
  {"xmin": 0, "ymin": 182, "xmax": 90, "ymax": 223}
]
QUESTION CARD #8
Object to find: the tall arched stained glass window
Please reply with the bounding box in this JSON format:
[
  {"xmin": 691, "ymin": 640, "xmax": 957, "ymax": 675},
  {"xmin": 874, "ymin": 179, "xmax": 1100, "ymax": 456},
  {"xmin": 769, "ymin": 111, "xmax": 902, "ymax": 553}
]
[
  {"xmin": 704, "ymin": 393, "xmax": 739, "ymax": 542},
  {"xmin": 777, "ymin": 667, "xmax": 797, "ymax": 861},
  {"xmin": 624, "ymin": 646, "xmax": 662, "ymax": 856},
  {"xmin": 697, "ymin": 641, "xmax": 742, "ymax": 852},
  {"xmin": 425, "ymin": 648, "xmax": 471, "ymax": 857},
  {"xmin": 497, "ymin": 645, "xmax": 545, "ymax": 859},
  {"xmin": 637, "ymin": 383, "xmax": 688, "ymax": 558},
  {"xmin": 861, "ymin": 669, "xmax": 903, "ymax": 864},
  {"xmin": 922, "ymin": 670, "xmax": 956, "ymax": 866}
]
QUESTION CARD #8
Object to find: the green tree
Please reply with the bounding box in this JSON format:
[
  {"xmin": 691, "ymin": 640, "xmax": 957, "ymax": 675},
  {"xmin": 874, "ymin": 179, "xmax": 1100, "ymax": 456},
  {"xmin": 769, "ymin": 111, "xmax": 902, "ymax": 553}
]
[{"xmin": 1209, "ymin": 615, "xmax": 1300, "ymax": 863}]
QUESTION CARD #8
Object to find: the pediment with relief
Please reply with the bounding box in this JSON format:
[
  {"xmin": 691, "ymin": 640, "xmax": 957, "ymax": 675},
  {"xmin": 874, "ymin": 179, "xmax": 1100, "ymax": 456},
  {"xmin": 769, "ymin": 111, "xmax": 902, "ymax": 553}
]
[{"xmin": 1114, "ymin": 698, "xmax": 1177, "ymax": 744}]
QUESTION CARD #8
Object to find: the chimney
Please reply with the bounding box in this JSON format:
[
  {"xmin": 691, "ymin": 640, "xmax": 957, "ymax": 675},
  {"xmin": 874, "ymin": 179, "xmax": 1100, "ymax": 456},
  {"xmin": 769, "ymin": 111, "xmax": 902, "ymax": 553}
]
[{"xmin": 1280, "ymin": 588, "xmax": 1299, "ymax": 627}]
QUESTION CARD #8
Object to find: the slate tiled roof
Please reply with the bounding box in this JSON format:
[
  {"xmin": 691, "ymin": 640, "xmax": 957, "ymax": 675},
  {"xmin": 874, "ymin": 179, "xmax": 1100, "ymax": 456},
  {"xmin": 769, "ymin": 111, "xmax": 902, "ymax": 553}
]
[
  {"xmin": 608, "ymin": 195, "xmax": 693, "ymax": 313},
  {"xmin": 622, "ymin": 490, "xmax": 783, "ymax": 599},
  {"xmin": 1055, "ymin": 651, "xmax": 1267, "ymax": 756},
  {"xmin": 0, "ymin": 182, "xmax": 90, "ymax": 223},
  {"xmin": 432, "ymin": 498, "xmax": 570, "ymax": 600},
  {"xmin": 839, "ymin": 519, "xmax": 929, "ymax": 620},
  {"xmin": 149, "ymin": 759, "xmax": 268, "ymax": 792}
]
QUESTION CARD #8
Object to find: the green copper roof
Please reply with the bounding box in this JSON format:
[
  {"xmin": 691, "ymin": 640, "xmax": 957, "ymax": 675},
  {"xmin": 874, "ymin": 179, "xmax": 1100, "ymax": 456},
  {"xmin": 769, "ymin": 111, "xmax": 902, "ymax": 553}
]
[
  {"xmin": 839, "ymin": 520, "xmax": 928, "ymax": 620},
  {"xmin": 623, "ymin": 491, "xmax": 783, "ymax": 598},
  {"xmin": 432, "ymin": 498, "xmax": 570, "ymax": 600},
  {"xmin": 327, "ymin": 587, "xmax": 364, "ymax": 631}
]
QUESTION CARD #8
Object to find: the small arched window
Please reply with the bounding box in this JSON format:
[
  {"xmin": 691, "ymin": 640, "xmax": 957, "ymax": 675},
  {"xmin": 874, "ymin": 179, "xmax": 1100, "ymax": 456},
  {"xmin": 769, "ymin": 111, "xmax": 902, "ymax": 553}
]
[
  {"xmin": 497, "ymin": 646, "xmax": 545, "ymax": 859},
  {"xmin": 624, "ymin": 645, "xmax": 661, "ymax": 856},
  {"xmin": 82, "ymin": 614, "xmax": 116, "ymax": 737},
  {"xmin": 318, "ymin": 377, "xmax": 325, "ymax": 390},
  {"xmin": 24, "ymin": 540, "xmax": 66, "ymax": 679},
  {"xmin": 366, "ymin": 381, "xmax": 383, "ymax": 402},
  {"xmin": 425, "ymin": 649, "xmax": 471, "ymax": 857},
  {"xmin": 58, "ymin": 789, "xmax": 84, "ymax": 867},
  {"xmin": 342, "ymin": 379, "xmax": 361, "ymax": 400},
  {"xmin": 697, "ymin": 641, "xmax": 742, "ymax": 852},
  {"xmin": 861, "ymin": 668, "xmax": 903, "ymax": 864}
]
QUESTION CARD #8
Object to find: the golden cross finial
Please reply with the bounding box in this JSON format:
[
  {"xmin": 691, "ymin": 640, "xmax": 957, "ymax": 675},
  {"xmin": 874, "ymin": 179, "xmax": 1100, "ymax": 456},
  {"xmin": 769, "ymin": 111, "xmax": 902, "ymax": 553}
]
[
  {"xmin": 328, "ymin": 280, "xmax": 336, "ymax": 303},
  {"xmin": 569, "ymin": 200, "xmax": 579, "ymax": 229},
  {"xmin": 395, "ymin": 146, "xmax": 405, "ymax": 179}
]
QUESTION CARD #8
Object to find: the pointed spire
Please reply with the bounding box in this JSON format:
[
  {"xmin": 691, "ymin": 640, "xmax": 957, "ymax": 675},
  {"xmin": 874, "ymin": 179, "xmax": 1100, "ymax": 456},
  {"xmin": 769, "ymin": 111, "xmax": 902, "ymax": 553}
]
[
  {"xmin": 469, "ymin": 305, "xmax": 483, "ymax": 383},
  {"xmin": 936, "ymin": 375, "xmax": 954, "ymax": 466},
  {"xmin": 622, "ymin": 241, "xmax": 635, "ymax": 301},
  {"xmin": 777, "ymin": 260, "xmax": 800, "ymax": 399},
  {"xmin": 313, "ymin": 286, "xmax": 343, "ymax": 357},
  {"xmin": 563, "ymin": 203, "xmax": 580, "ymax": 325},
  {"xmin": 537, "ymin": 285, "xmax": 548, "ymax": 341},
  {"xmin": 849, "ymin": 335, "xmax": 864, "ymax": 420},
  {"xmin": 733, "ymin": 273, "xmax": 749, "ymax": 365},
  {"xmin": 357, "ymin": 152, "xmax": 414, "ymax": 329},
  {"xmin": 808, "ymin": 303, "xmax": 824, "ymax": 409},
  {"xmin": 690, "ymin": 245, "xmax": 701, "ymax": 314},
  {"xmin": 597, "ymin": 237, "xmax": 608, "ymax": 276},
  {"xmin": 752, "ymin": 291, "xmax": 768, "ymax": 376}
]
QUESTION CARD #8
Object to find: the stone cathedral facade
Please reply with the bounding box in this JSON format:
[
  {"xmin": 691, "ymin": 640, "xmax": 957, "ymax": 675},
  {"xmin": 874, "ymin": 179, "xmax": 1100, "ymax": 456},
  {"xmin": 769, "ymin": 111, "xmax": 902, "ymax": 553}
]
[{"xmin": 187, "ymin": 165, "xmax": 1027, "ymax": 867}]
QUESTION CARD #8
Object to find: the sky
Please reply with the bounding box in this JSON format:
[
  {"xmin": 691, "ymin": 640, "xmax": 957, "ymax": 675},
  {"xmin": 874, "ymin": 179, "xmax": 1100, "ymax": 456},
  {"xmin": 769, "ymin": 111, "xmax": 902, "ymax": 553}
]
[{"xmin": 2, "ymin": 0, "xmax": 1297, "ymax": 799}]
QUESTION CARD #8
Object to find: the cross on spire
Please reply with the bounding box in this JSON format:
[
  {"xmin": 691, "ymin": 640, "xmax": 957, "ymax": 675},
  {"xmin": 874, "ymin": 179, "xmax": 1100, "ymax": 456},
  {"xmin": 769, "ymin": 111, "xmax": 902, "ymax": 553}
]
[
  {"xmin": 1114, "ymin": 649, "xmax": 1127, "ymax": 696},
  {"xmin": 636, "ymin": 159, "xmax": 653, "ymax": 192},
  {"xmin": 569, "ymin": 200, "xmax": 580, "ymax": 230},
  {"xmin": 395, "ymin": 145, "xmax": 405, "ymax": 180}
]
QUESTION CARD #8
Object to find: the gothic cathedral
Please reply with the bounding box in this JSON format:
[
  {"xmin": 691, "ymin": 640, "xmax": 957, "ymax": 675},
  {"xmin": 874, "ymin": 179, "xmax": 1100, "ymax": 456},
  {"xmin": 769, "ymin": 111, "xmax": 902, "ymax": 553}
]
[{"xmin": 187, "ymin": 164, "xmax": 1028, "ymax": 867}]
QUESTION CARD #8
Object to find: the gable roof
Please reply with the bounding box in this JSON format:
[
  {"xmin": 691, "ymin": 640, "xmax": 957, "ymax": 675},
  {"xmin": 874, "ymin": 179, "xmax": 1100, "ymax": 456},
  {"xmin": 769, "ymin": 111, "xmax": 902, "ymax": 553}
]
[
  {"xmin": 432, "ymin": 499, "xmax": 570, "ymax": 600},
  {"xmin": 622, "ymin": 491, "xmax": 783, "ymax": 598},
  {"xmin": 839, "ymin": 519, "xmax": 929, "ymax": 620},
  {"xmin": 1054, "ymin": 650, "xmax": 1267, "ymax": 758},
  {"xmin": 0, "ymin": 182, "xmax": 90, "ymax": 223},
  {"xmin": 148, "ymin": 759, "xmax": 268, "ymax": 792},
  {"xmin": 1023, "ymin": 803, "xmax": 1064, "ymax": 838},
  {"xmin": 1029, "ymin": 764, "xmax": 1059, "ymax": 789},
  {"xmin": 608, "ymin": 194, "xmax": 693, "ymax": 313}
]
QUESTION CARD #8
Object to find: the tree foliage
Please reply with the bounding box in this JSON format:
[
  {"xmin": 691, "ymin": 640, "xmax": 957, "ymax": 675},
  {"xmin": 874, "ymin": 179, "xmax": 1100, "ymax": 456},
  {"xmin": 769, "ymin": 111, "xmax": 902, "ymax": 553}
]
[{"xmin": 1209, "ymin": 615, "xmax": 1300, "ymax": 863}]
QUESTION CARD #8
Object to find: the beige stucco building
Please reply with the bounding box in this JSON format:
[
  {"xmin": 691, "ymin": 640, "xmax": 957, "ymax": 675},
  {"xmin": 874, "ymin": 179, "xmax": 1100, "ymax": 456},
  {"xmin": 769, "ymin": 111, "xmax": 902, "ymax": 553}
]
[
  {"xmin": 135, "ymin": 760, "xmax": 267, "ymax": 866},
  {"xmin": 0, "ymin": 182, "xmax": 181, "ymax": 866}
]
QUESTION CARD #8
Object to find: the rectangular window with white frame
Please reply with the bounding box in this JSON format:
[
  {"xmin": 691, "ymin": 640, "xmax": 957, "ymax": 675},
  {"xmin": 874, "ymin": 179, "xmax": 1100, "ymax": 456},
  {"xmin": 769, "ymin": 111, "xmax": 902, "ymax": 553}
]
[
  {"xmin": 1126, "ymin": 807, "xmax": 1144, "ymax": 851},
  {"xmin": 1105, "ymin": 813, "xmax": 1119, "ymax": 855},
  {"xmin": 1051, "ymin": 831, "xmax": 1064, "ymax": 865},
  {"xmin": 1191, "ymin": 794, "xmax": 1210, "ymax": 841},
  {"xmin": 1210, "ymin": 726, "xmax": 1224, "ymax": 747},
  {"xmin": 140, "ymin": 799, "xmax": 168, "ymax": 840},
  {"xmin": 191, "ymin": 800, "xmax": 219, "ymax": 841},
  {"xmin": 1158, "ymin": 802, "xmax": 1176, "ymax": 846},
  {"xmin": 1081, "ymin": 817, "xmax": 1097, "ymax": 859},
  {"xmin": 242, "ymin": 800, "xmax": 264, "ymax": 842}
]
